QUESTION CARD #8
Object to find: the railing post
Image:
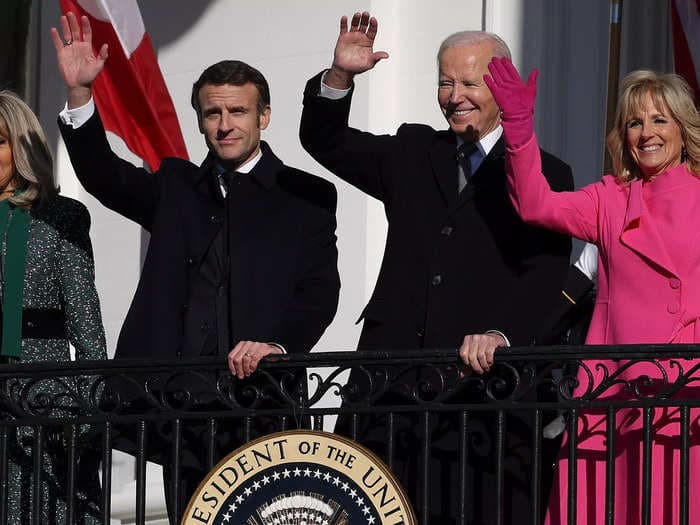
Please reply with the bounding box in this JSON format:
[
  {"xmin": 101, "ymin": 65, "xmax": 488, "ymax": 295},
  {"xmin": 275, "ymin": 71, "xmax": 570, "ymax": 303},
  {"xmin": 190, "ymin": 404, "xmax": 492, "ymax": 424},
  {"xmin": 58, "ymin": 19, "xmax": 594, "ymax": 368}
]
[
  {"xmin": 605, "ymin": 406, "xmax": 616, "ymax": 525},
  {"xmin": 495, "ymin": 410, "xmax": 505, "ymax": 525},
  {"xmin": 567, "ymin": 408, "xmax": 578, "ymax": 525},
  {"xmin": 458, "ymin": 410, "xmax": 469, "ymax": 525},
  {"xmin": 680, "ymin": 405, "xmax": 690, "ymax": 525},
  {"xmin": 101, "ymin": 421, "xmax": 112, "ymax": 523},
  {"xmin": 65, "ymin": 424, "xmax": 77, "ymax": 525},
  {"xmin": 641, "ymin": 407, "xmax": 653, "ymax": 525},
  {"xmin": 31, "ymin": 425, "xmax": 43, "ymax": 525},
  {"xmin": 531, "ymin": 409, "xmax": 543, "ymax": 525},
  {"xmin": 420, "ymin": 411, "xmax": 431, "ymax": 525},
  {"xmin": 0, "ymin": 425, "xmax": 7, "ymax": 525},
  {"xmin": 135, "ymin": 420, "xmax": 147, "ymax": 525}
]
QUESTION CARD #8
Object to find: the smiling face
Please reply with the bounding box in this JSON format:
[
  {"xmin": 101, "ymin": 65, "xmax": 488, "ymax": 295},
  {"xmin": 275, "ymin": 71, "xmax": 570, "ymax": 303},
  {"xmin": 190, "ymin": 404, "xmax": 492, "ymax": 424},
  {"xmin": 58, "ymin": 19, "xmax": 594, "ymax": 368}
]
[
  {"xmin": 437, "ymin": 43, "xmax": 501, "ymax": 142},
  {"xmin": 625, "ymin": 92, "xmax": 684, "ymax": 179},
  {"xmin": 198, "ymin": 82, "xmax": 270, "ymax": 170}
]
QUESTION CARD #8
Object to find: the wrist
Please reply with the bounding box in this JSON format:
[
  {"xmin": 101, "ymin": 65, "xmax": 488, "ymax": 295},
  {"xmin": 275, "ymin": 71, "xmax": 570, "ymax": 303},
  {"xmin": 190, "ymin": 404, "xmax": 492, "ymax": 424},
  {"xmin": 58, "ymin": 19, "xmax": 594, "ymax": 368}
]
[
  {"xmin": 485, "ymin": 330, "xmax": 510, "ymax": 347},
  {"xmin": 500, "ymin": 115, "xmax": 534, "ymax": 150},
  {"xmin": 67, "ymin": 86, "xmax": 93, "ymax": 110},
  {"xmin": 266, "ymin": 342, "xmax": 286, "ymax": 354},
  {"xmin": 325, "ymin": 66, "xmax": 354, "ymax": 90}
]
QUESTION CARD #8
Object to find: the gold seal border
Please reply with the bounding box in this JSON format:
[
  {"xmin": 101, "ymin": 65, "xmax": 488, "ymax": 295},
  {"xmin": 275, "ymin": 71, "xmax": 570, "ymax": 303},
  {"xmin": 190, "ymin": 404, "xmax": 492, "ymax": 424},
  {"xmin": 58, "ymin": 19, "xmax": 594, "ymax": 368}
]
[{"xmin": 182, "ymin": 430, "xmax": 417, "ymax": 525}]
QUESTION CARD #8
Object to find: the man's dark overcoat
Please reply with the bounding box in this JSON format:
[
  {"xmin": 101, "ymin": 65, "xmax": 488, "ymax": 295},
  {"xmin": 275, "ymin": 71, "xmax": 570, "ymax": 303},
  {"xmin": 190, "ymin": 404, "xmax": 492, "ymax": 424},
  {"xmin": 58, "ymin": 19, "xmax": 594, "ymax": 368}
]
[
  {"xmin": 300, "ymin": 70, "xmax": 573, "ymax": 525},
  {"xmin": 59, "ymin": 111, "xmax": 340, "ymax": 477},
  {"xmin": 60, "ymin": 111, "xmax": 339, "ymax": 360}
]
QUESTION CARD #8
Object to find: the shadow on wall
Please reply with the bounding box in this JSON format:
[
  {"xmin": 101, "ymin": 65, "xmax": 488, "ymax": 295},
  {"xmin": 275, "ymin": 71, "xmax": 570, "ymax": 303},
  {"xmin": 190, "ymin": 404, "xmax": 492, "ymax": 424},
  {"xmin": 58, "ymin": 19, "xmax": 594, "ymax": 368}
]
[{"xmin": 137, "ymin": 0, "xmax": 214, "ymax": 52}]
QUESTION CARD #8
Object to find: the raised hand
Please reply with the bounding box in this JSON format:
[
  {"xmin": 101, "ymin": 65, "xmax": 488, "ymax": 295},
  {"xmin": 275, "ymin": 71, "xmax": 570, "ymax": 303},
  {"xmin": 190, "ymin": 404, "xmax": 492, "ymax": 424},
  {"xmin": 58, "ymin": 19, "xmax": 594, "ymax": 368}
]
[
  {"xmin": 325, "ymin": 12, "xmax": 389, "ymax": 89},
  {"xmin": 51, "ymin": 12, "xmax": 108, "ymax": 108},
  {"xmin": 483, "ymin": 57, "xmax": 537, "ymax": 149}
]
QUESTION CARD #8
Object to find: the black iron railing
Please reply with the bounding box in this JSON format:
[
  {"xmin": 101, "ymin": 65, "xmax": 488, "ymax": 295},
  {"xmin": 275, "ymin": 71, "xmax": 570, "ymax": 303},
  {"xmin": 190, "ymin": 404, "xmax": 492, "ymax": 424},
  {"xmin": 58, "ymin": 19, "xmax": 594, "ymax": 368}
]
[{"xmin": 1, "ymin": 345, "xmax": 699, "ymax": 524}]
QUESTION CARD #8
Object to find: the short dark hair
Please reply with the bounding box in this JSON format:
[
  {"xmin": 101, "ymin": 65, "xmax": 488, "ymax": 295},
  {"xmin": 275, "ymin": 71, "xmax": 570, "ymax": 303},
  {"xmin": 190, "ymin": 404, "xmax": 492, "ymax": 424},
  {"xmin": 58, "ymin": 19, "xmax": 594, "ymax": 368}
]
[{"xmin": 191, "ymin": 60, "xmax": 271, "ymax": 119}]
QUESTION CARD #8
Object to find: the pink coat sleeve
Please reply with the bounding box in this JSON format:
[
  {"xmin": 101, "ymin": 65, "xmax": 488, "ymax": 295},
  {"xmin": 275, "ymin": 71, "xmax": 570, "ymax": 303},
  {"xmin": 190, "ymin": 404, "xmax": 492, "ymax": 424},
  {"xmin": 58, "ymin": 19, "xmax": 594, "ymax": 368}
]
[{"xmin": 506, "ymin": 135, "xmax": 601, "ymax": 243}]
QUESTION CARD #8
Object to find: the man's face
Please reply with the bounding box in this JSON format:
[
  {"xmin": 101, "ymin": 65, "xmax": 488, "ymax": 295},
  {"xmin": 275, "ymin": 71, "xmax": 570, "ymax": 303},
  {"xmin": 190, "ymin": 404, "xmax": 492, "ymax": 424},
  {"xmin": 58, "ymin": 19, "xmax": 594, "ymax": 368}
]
[
  {"xmin": 198, "ymin": 82, "xmax": 270, "ymax": 169},
  {"xmin": 437, "ymin": 44, "xmax": 501, "ymax": 142}
]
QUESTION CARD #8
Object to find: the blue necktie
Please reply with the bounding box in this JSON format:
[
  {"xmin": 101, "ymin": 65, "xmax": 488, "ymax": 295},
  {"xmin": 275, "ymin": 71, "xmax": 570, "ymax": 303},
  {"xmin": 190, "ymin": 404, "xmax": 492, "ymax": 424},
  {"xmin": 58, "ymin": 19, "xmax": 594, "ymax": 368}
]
[{"xmin": 457, "ymin": 142, "xmax": 478, "ymax": 194}]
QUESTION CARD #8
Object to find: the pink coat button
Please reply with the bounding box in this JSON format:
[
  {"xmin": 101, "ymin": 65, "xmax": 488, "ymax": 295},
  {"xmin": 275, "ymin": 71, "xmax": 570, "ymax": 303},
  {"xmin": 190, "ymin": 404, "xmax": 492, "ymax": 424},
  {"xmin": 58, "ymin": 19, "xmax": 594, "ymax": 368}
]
[
  {"xmin": 667, "ymin": 302, "xmax": 680, "ymax": 314},
  {"xmin": 669, "ymin": 278, "xmax": 681, "ymax": 289}
]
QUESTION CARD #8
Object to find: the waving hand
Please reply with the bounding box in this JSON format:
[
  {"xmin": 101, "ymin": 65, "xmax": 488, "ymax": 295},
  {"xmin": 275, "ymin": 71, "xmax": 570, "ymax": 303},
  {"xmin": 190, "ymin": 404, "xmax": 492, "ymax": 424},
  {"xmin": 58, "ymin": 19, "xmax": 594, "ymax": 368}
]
[
  {"xmin": 483, "ymin": 57, "xmax": 537, "ymax": 149},
  {"xmin": 325, "ymin": 12, "xmax": 389, "ymax": 89},
  {"xmin": 51, "ymin": 12, "xmax": 108, "ymax": 108}
]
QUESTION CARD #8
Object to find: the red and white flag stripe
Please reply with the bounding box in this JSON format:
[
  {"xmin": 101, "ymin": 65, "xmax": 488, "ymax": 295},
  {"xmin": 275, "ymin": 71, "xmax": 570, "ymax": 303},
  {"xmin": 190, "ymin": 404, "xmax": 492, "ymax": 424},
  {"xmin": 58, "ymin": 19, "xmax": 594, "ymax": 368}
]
[
  {"xmin": 59, "ymin": 0, "xmax": 188, "ymax": 169},
  {"xmin": 671, "ymin": 0, "xmax": 700, "ymax": 104}
]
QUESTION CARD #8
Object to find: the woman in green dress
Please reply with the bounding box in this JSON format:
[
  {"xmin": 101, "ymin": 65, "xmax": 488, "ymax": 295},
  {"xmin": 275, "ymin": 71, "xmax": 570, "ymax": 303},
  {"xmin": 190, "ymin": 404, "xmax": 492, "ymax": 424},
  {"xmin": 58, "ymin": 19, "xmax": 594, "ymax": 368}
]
[{"xmin": 0, "ymin": 91, "xmax": 107, "ymax": 524}]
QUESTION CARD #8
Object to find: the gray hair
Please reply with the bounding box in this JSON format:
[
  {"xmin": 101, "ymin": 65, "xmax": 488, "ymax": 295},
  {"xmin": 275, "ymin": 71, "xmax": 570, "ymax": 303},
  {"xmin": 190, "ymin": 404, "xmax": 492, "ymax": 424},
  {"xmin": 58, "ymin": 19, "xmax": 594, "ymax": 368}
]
[
  {"xmin": 437, "ymin": 31, "xmax": 511, "ymax": 64},
  {"xmin": 0, "ymin": 91, "xmax": 57, "ymax": 207}
]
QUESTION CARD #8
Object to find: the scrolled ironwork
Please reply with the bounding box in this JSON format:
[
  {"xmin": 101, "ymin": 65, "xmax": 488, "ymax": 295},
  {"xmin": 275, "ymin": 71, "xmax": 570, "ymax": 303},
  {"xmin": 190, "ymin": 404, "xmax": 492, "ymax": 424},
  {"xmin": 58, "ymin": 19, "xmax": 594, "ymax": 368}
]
[{"xmin": 0, "ymin": 346, "xmax": 697, "ymax": 426}]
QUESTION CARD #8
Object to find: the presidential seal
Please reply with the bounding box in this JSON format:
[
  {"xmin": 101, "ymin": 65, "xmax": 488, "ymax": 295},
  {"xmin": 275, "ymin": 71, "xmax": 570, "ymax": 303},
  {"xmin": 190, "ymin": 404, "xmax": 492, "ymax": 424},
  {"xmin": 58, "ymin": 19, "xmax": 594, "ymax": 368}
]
[{"xmin": 182, "ymin": 430, "xmax": 417, "ymax": 525}]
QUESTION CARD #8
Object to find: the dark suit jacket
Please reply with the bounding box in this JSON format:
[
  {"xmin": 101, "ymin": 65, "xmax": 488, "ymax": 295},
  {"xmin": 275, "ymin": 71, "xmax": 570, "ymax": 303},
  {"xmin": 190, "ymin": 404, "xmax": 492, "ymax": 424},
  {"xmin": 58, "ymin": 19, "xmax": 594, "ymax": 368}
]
[
  {"xmin": 300, "ymin": 71, "xmax": 572, "ymax": 352},
  {"xmin": 59, "ymin": 111, "xmax": 340, "ymax": 359}
]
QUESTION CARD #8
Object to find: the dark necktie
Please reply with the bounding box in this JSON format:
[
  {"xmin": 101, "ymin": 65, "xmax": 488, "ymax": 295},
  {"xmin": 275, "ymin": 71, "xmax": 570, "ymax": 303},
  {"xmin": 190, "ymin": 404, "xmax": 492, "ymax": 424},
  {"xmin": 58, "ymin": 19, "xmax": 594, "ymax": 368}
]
[
  {"xmin": 457, "ymin": 142, "xmax": 478, "ymax": 194},
  {"xmin": 220, "ymin": 171, "xmax": 241, "ymax": 197}
]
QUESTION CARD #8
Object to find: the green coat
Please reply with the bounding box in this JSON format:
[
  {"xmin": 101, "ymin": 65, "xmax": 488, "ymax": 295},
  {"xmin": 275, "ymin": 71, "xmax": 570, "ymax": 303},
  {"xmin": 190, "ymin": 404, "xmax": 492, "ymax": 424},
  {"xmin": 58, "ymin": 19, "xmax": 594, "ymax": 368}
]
[{"xmin": 4, "ymin": 196, "xmax": 107, "ymax": 524}]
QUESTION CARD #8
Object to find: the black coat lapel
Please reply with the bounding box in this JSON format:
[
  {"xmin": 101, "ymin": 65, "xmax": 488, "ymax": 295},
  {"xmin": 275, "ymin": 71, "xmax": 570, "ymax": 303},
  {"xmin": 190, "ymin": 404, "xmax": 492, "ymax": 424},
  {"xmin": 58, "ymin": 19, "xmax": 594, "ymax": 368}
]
[
  {"xmin": 428, "ymin": 131, "xmax": 459, "ymax": 208},
  {"xmin": 248, "ymin": 141, "xmax": 282, "ymax": 189},
  {"xmin": 188, "ymin": 153, "xmax": 226, "ymax": 263},
  {"xmin": 450, "ymin": 137, "xmax": 506, "ymax": 214},
  {"xmin": 226, "ymin": 142, "xmax": 283, "ymax": 336}
]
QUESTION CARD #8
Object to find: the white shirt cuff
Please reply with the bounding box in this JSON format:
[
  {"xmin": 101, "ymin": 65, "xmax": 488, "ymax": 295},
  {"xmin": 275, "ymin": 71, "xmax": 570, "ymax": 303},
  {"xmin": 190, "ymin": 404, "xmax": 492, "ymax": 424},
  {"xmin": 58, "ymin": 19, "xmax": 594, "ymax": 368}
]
[
  {"xmin": 320, "ymin": 70, "xmax": 351, "ymax": 100},
  {"xmin": 485, "ymin": 330, "xmax": 511, "ymax": 347},
  {"xmin": 59, "ymin": 97, "xmax": 96, "ymax": 128},
  {"xmin": 267, "ymin": 342, "xmax": 287, "ymax": 354}
]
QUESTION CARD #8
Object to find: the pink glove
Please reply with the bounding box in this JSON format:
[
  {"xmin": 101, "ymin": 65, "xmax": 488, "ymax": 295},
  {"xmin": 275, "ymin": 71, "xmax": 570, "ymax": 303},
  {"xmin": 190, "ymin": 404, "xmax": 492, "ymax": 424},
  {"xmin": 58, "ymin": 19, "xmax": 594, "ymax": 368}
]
[{"xmin": 483, "ymin": 57, "xmax": 537, "ymax": 149}]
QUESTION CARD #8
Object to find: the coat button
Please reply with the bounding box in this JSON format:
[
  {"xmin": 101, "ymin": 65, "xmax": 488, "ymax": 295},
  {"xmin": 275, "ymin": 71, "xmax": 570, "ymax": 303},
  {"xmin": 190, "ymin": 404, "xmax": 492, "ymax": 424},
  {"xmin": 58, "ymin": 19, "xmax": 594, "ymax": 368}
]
[
  {"xmin": 441, "ymin": 226, "xmax": 453, "ymax": 236},
  {"xmin": 217, "ymin": 286, "xmax": 226, "ymax": 297},
  {"xmin": 669, "ymin": 278, "xmax": 680, "ymax": 289},
  {"xmin": 667, "ymin": 303, "xmax": 680, "ymax": 314},
  {"xmin": 210, "ymin": 215, "xmax": 220, "ymax": 224},
  {"xmin": 201, "ymin": 322, "xmax": 210, "ymax": 332},
  {"xmin": 26, "ymin": 321, "xmax": 34, "ymax": 328},
  {"xmin": 186, "ymin": 257, "xmax": 195, "ymax": 265},
  {"xmin": 431, "ymin": 274, "xmax": 442, "ymax": 286}
]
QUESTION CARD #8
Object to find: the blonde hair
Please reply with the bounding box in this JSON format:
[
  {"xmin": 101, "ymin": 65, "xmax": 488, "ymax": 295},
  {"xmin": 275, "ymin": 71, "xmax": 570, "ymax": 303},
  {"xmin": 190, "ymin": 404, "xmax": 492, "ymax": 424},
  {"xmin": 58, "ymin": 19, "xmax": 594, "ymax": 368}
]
[
  {"xmin": 606, "ymin": 70, "xmax": 700, "ymax": 182},
  {"xmin": 0, "ymin": 91, "xmax": 57, "ymax": 207}
]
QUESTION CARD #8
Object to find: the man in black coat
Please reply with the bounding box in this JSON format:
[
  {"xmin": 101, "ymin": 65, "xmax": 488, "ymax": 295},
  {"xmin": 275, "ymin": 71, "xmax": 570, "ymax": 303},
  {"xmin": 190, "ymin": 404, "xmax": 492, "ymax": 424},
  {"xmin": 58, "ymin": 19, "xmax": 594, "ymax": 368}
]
[
  {"xmin": 53, "ymin": 12, "xmax": 339, "ymax": 522},
  {"xmin": 300, "ymin": 12, "xmax": 572, "ymax": 525}
]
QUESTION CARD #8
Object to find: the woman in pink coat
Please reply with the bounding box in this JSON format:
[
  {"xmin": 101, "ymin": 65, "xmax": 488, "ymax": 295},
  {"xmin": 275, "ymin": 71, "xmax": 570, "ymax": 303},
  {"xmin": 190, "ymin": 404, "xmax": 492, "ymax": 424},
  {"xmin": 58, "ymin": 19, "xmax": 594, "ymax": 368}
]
[{"xmin": 472, "ymin": 61, "xmax": 700, "ymax": 524}]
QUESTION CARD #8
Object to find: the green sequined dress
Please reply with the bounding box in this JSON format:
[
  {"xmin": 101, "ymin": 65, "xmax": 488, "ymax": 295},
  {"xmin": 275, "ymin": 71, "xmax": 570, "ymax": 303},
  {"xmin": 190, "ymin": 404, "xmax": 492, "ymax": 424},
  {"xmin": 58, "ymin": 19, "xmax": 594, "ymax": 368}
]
[{"xmin": 2, "ymin": 196, "xmax": 107, "ymax": 524}]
